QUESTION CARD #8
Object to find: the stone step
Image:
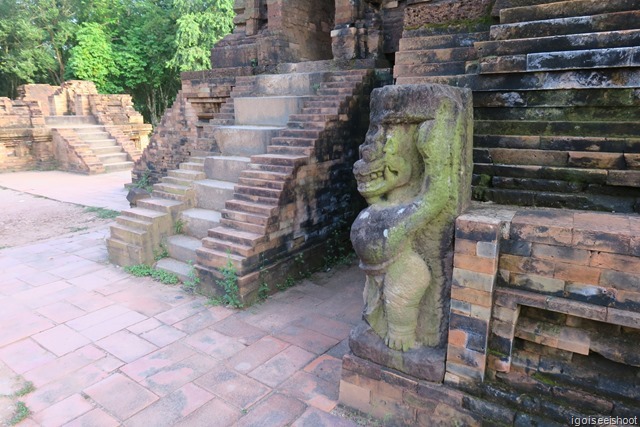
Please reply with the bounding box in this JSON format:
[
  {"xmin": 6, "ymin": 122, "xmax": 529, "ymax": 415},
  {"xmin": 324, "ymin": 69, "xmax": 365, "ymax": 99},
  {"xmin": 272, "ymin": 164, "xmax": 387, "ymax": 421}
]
[
  {"xmin": 300, "ymin": 107, "xmax": 340, "ymax": 115},
  {"xmin": 204, "ymin": 155, "xmax": 251, "ymax": 182},
  {"xmin": 479, "ymin": 46, "xmax": 640, "ymax": 74},
  {"xmin": 189, "ymin": 157, "xmax": 207, "ymax": 164},
  {"xmin": 116, "ymin": 215, "xmax": 151, "ymax": 231},
  {"xmin": 475, "ymin": 120, "xmax": 640, "ymax": 138},
  {"xmin": 393, "ymin": 61, "xmax": 471, "ymax": 78},
  {"xmin": 236, "ymin": 176, "xmax": 286, "ymax": 190},
  {"xmin": 286, "ymin": 121, "xmax": 327, "ymax": 130},
  {"xmin": 247, "ymin": 162, "xmax": 294, "ymax": 174},
  {"xmin": 137, "ymin": 198, "xmax": 184, "ymax": 216},
  {"xmin": 151, "ymin": 190, "xmax": 189, "ymax": 203},
  {"xmin": 474, "ymin": 147, "xmax": 627, "ymax": 169},
  {"xmin": 278, "ymin": 128, "xmax": 321, "ymax": 139},
  {"xmin": 324, "ymin": 74, "xmax": 368, "ymax": 83},
  {"xmin": 92, "ymin": 146, "xmax": 123, "ymax": 156},
  {"xmin": 484, "ymin": 175, "xmax": 585, "ymax": 193},
  {"xmin": 208, "ymin": 226, "xmax": 265, "ymax": 246},
  {"xmin": 45, "ymin": 115, "xmax": 97, "ymax": 126},
  {"xmin": 234, "ymin": 96, "xmax": 308, "ymax": 126},
  {"xmin": 168, "ymin": 169, "xmax": 206, "ymax": 181},
  {"xmin": 395, "ymin": 47, "xmax": 479, "ymax": 65},
  {"xmin": 194, "ymin": 179, "xmax": 235, "ymax": 211},
  {"xmin": 235, "ymin": 184, "xmax": 281, "ymax": 200},
  {"xmin": 270, "ymin": 137, "xmax": 316, "ymax": 147},
  {"xmin": 492, "ymin": 0, "xmax": 570, "ymax": 12},
  {"xmin": 474, "ymin": 163, "xmax": 609, "ymax": 185},
  {"xmin": 104, "ymin": 162, "xmax": 134, "ymax": 173},
  {"xmin": 302, "ymin": 100, "xmax": 342, "ymax": 108},
  {"xmin": 240, "ymin": 169, "xmax": 290, "ymax": 182},
  {"xmin": 221, "ymin": 208, "xmax": 274, "ymax": 227},
  {"xmin": 398, "ymin": 32, "xmax": 490, "ymax": 51},
  {"xmin": 490, "ymin": 10, "xmax": 640, "ymax": 41},
  {"xmin": 395, "ymin": 75, "xmax": 478, "ymax": 87},
  {"xmin": 107, "ymin": 237, "xmax": 145, "ymax": 267},
  {"xmin": 154, "ymin": 257, "xmax": 191, "ymax": 282},
  {"xmin": 162, "ymin": 176, "xmax": 193, "ymax": 187},
  {"xmin": 196, "ymin": 246, "xmax": 245, "ymax": 271},
  {"xmin": 250, "ymin": 153, "xmax": 308, "ymax": 168},
  {"xmin": 154, "ymin": 182, "xmax": 191, "ymax": 195},
  {"xmin": 476, "ymin": 69, "xmax": 640, "ymax": 92},
  {"xmin": 219, "ymin": 217, "xmax": 268, "ymax": 235},
  {"xmin": 179, "ymin": 208, "xmax": 221, "ymax": 239},
  {"xmin": 98, "ymin": 153, "xmax": 128, "ymax": 164},
  {"xmin": 474, "ymin": 134, "xmax": 640, "ymax": 153},
  {"xmin": 315, "ymin": 88, "xmax": 354, "ymax": 97},
  {"xmin": 267, "ymin": 145, "xmax": 313, "ymax": 156},
  {"xmin": 474, "ymin": 88, "xmax": 640, "ymax": 108},
  {"xmin": 233, "ymin": 190, "xmax": 280, "ymax": 206},
  {"xmin": 201, "ymin": 237, "xmax": 255, "ymax": 258},
  {"xmin": 500, "ymin": 0, "xmax": 640, "ymax": 24},
  {"xmin": 78, "ymin": 133, "xmax": 112, "ymax": 141},
  {"xmin": 477, "ymin": 187, "xmax": 638, "ymax": 212},
  {"xmin": 211, "ymin": 125, "xmax": 282, "ymax": 156},
  {"xmin": 477, "ymin": 28, "xmax": 640, "ymax": 57},
  {"xmin": 166, "ymin": 234, "xmax": 201, "ymax": 263},
  {"xmin": 475, "ymin": 106, "xmax": 639, "ymax": 122},
  {"xmin": 225, "ymin": 199, "xmax": 279, "ymax": 217},
  {"xmin": 289, "ymin": 113, "xmax": 337, "ymax": 123},
  {"xmin": 179, "ymin": 162, "xmax": 206, "ymax": 172},
  {"xmin": 110, "ymin": 224, "xmax": 147, "ymax": 246}
]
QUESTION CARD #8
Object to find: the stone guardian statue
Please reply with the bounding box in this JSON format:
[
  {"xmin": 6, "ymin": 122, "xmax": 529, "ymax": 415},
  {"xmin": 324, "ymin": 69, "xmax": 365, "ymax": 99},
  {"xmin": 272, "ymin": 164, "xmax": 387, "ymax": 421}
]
[{"xmin": 351, "ymin": 84, "xmax": 473, "ymax": 353}]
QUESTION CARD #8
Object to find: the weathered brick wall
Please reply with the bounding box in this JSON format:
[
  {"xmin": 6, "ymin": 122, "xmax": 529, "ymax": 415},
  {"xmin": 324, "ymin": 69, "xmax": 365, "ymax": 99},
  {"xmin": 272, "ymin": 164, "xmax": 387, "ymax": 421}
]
[
  {"xmin": 447, "ymin": 206, "xmax": 640, "ymax": 384},
  {"xmin": 405, "ymin": 0, "xmax": 494, "ymax": 29},
  {"xmin": 0, "ymin": 97, "xmax": 53, "ymax": 172},
  {"xmin": 132, "ymin": 73, "xmax": 236, "ymax": 184}
]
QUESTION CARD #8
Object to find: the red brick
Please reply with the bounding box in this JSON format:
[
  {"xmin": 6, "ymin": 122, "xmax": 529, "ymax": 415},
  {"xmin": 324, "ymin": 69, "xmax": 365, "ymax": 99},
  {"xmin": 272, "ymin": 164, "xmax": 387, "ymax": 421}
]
[
  {"xmin": 451, "ymin": 286, "xmax": 493, "ymax": 307},
  {"xmin": 453, "ymin": 253, "xmax": 498, "ymax": 275},
  {"xmin": 227, "ymin": 336, "xmax": 289, "ymax": 374},
  {"xmin": 573, "ymin": 212, "xmax": 630, "ymax": 233},
  {"xmin": 572, "ymin": 229, "xmax": 630, "ymax": 254},
  {"xmin": 487, "ymin": 354, "xmax": 510, "ymax": 373},
  {"xmin": 338, "ymin": 380, "xmax": 372, "ymax": 414},
  {"xmin": 591, "ymin": 252, "xmax": 640, "ymax": 274},
  {"xmin": 237, "ymin": 393, "xmax": 306, "ymax": 427},
  {"xmin": 509, "ymin": 222, "xmax": 572, "ymax": 246},
  {"xmin": 553, "ymin": 262, "xmax": 601, "ymax": 285},
  {"xmin": 249, "ymin": 345, "xmax": 315, "ymax": 388},
  {"xmin": 512, "ymin": 210, "xmax": 574, "ymax": 227},
  {"xmin": 615, "ymin": 290, "xmax": 640, "ymax": 310},
  {"xmin": 510, "ymin": 273, "xmax": 565, "ymax": 294},
  {"xmin": 452, "ymin": 268, "xmax": 495, "ymax": 292},
  {"xmin": 606, "ymin": 307, "xmax": 640, "ymax": 328},
  {"xmin": 446, "ymin": 345, "xmax": 486, "ymax": 369},
  {"xmin": 546, "ymin": 298, "xmax": 607, "ymax": 321},
  {"xmin": 454, "ymin": 238, "xmax": 478, "ymax": 256},
  {"xmin": 195, "ymin": 364, "xmax": 270, "ymax": 410},
  {"xmin": 447, "ymin": 329, "xmax": 468, "ymax": 348},
  {"xmin": 499, "ymin": 254, "xmax": 554, "ymax": 276},
  {"xmin": 280, "ymin": 371, "xmax": 338, "ymax": 412},
  {"xmin": 84, "ymin": 373, "xmax": 159, "ymax": 421},
  {"xmin": 531, "ymin": 243, "xmax": 591, "ymax": 265},
  {"xmin": 455, "ymin": 218, "xmax": 501, "ymax": 242},
  {"xmin": 31, "ymin": 393, "xmax": 94, "ymax": 426}
]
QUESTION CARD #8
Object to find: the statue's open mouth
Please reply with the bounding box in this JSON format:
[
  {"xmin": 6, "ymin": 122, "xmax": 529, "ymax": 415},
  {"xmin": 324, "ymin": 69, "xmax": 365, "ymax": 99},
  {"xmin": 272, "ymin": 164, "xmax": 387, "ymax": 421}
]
[{"xmin": 355, "ymin": 162, "xmax": 399, "ymax": 198}]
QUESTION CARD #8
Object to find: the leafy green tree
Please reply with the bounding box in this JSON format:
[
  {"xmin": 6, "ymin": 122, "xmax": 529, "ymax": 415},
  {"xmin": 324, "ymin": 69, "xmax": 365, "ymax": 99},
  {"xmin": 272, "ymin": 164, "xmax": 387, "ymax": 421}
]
[
  {"xmin": 168, "ymin": 0, "xmax": 234, "ymax": 71},
  {"xmin": 67, "ymin": 23, "xmax": 120, "ymax": 93}
]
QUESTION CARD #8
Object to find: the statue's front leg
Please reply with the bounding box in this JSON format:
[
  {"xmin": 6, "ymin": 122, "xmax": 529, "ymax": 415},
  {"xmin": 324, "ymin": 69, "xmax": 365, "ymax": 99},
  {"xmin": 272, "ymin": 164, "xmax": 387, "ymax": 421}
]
[{"xmin": 383, "ymin": 251, "xmax": 431, "ymax": 351}]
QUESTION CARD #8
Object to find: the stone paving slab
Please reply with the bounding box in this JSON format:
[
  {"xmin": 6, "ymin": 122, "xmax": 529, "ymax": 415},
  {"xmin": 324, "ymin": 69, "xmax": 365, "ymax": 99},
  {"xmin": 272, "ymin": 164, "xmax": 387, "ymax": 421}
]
[{"xmin": 0, "ymin": 225, "xmax": 364, "ymax": 426}]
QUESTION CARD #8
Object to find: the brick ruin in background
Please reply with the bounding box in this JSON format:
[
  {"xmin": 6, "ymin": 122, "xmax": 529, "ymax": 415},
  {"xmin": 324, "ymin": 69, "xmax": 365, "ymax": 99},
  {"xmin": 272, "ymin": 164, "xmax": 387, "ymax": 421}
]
[
  {"xmin": 111, "ymin": 0, "xmax": 640, "ymax": 424},
  {"xmin": 0, "ymin": 81, "xmax": 152, "ymax": 174}
]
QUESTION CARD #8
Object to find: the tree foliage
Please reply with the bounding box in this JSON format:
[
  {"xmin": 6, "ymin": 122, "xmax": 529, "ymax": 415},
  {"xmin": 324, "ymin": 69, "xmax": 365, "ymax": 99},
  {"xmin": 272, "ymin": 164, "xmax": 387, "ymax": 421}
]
[{"xmin": 0, "ymin": 0, "xmax": 235, "ymax": 123}]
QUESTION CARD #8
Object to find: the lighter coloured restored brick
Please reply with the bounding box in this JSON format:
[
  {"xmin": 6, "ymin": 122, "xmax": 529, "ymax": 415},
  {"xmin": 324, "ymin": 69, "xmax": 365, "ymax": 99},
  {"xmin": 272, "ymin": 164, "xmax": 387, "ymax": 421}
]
[
  {"xmin": 454, "ymin": 238, "xmax": 478, "ymax": 256},
  {"xmin": 491, "ymin": 319, "xmax": 517, "ymax": 340},
  {"xmin": 487, "ymin": 354, "xmax": 511, "ymax": 373},
  {"xmin": 454, "ymin": 254, "xmax": 498, "ymax": 275},
  {"xmin": 606, "ymin": 307, "xmax": 640, "ymax": 328},
  {"xmin": 447, "ymin": 345, "xmax": 487, "ymax": 370},
  {"xmin": 339, "ymin": 380, "xmax": 372, "ymax": 413},
  {"xmin": 492, "ymin": 305, "xmax": 520, "ymax": 324},
  {"xmin": 452, "ymin": 267, "xmax": 496, "ymax": 292},
  {"xmin": 451, "ymin": 286, "xmax": 493, "ymax": 308},
  {"xmin": 450, "ymin": 299, "xmax": 471, "ymax": 316},
  {"xmin": 476, "ymin": 241, "xmax": 498, "ymax": 259},
  {"xmin": 510, "ymin": 273, "xmax": 565, "ymax": 294},
  {"xmin": 470, "ymin": 304, "xmax": 492, "ymax": 321}
]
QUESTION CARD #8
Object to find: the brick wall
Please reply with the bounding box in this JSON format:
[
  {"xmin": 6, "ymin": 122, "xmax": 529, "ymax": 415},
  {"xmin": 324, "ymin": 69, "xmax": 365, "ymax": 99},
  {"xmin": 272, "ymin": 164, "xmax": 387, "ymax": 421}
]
[
  {"xmin": 446, "ymin": 205, "xmax": 640, "ymax": 384},
  {"xmin": 405, "ymin": 0, "xmax": 494, "ymax": 29}
]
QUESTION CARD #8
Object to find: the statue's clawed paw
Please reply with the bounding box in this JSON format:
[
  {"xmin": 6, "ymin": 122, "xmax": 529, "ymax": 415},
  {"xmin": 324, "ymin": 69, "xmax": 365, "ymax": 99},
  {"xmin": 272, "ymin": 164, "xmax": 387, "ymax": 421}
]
[{"xmin": 385, "ymin": 332, "xmax": 415, "ymax": 352}]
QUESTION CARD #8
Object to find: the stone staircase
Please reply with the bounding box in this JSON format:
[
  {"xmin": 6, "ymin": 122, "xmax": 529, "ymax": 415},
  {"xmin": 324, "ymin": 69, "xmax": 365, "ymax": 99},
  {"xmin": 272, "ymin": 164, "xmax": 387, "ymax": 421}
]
[
  {"xmin": 394, "ymin": 0, "xmax": 640, "ymax": 212},
  {"xmin": 45, "ymin": 115, "xmax": 134, "ymax": 173},
  {"xmin": 108, "ymin": 69, "xmax": 375, "ymax": 300}
]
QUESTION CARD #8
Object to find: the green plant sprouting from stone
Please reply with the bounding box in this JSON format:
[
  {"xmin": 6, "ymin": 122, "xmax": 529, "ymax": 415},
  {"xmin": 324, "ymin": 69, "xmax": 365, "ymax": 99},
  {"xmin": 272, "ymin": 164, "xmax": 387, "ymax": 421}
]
[
  {"xmin": 324, "ymin": 220, "xmax": 356, "ymax": 270},
  {"xmin": 124, "ymin": 264, "xmax": 179, "ymax": 285},
  {"xmin": 134, "ymin": 169, "xmax": 154, "ymax": 193},
  {"xmin": 182, "ymin": 261, "xmax": 200, "ymax": 294},
  {"xmin": 84, "ymin": 206, "xmax": 120, "ymax": 219},
  {"xmin": 9, "ymin": 401, "xmax": 30, "ymax": 425},
  {"xmin": 209, "ymin": 256, "xmax": 243, "ymax": 308},
  {"xmin": 154, "ymin": 242, "xmax": 169, "ymax": 261},
  {"xmin": 174, "ymin": 219, "xmax": 185, "ymax": 234}
]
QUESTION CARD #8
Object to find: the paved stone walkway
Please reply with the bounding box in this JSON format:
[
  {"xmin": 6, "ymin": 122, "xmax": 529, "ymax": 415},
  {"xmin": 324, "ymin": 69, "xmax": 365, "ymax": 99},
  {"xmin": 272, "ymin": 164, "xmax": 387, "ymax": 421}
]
[{"xmin": 0, "ymin": 172, "xmax": 365, "ymax": 426}]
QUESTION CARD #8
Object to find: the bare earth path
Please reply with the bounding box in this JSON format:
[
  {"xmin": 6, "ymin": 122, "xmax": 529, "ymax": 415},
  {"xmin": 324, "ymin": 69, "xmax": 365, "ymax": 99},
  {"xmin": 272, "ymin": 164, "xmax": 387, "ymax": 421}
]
[{"xmin": 0, "ymin": 172, "xmax": 368, "ymax": 426}]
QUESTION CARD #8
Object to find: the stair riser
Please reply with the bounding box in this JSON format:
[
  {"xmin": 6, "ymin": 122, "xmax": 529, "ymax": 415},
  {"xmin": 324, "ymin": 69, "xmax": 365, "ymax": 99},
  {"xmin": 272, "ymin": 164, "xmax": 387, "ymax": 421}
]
[
  {"xmin": 180, "ymin": 215, "xmax": 220, "ymax": 239},
  {"xmin": 104, "ymin": 162, "xmax": 134, "ymax": 173},
  {"xmin": 167, "ymin": 242, "xmax": 197, "ymax": 264},
  {"xmin": 501, "ymin": 0, "xmax": 640, "ymax": 25},
  {"xmin": 212, "ymin": 127, "xmax": 279, "ymax": 156},
  {"xmin": 204, "ymin": 157, "xmax": 250, "ymax": 182},
  {"xmin": 234, "ymin": 97, "xmax": 306, "ymax": 127},
  {"xmin": 194, "ymin": 184, "xmax": 235, "ymax": 211}
]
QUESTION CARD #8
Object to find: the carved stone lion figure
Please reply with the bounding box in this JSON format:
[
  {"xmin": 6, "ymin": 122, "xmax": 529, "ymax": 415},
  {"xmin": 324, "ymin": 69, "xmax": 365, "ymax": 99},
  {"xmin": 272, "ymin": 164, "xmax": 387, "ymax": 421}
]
[{"xmin": 351, "ymin": 84, "xmax": 473, "ymax": 352}]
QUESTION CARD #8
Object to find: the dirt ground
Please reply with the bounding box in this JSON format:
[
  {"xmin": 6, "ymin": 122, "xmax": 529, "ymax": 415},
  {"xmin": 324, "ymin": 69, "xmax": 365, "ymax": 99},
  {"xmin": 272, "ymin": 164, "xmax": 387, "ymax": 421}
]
[{"xmin": 0, "ymin": 187, "xmax": 115, "ymax": 248}]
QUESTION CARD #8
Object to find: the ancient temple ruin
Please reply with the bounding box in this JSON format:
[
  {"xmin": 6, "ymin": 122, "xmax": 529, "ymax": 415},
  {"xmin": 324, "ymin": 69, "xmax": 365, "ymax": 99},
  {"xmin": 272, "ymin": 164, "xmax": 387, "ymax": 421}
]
[
  {"xmin": 0, "ymin": 81, "xmax": 151, "ymax": 174},
  {"xmin": 108, "ymin": 0, "xmax": 640, "ymax": 424}
]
